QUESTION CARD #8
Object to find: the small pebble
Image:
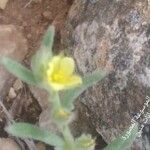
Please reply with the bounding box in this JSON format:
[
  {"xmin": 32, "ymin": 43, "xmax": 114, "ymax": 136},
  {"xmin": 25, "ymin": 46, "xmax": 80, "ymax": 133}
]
[
  {"xmin": 8, "ymin": 87, "xmax": 16, "ymax": 99},
  {"xmin": 13, "ymin": 79, "xmax": 23, "ymax": 91}
]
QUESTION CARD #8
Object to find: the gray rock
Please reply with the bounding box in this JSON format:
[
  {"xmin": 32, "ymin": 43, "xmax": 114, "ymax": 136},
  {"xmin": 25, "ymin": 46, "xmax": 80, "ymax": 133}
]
[
  {"xmin": 8, "ymin": 87, "xmax": 16, "ymax": 99},
  {"xmin": 61, "ymin": 0, "xmax": 150, "ymax": 149},
  {"xmin": 13, "ymin": 79, "xmax": 23, "ymax": 91},
  {"xmin": 29, "ymin": 86, "xmax": 49, "ymax": 110},
  {"xmin": 0, "ymin": 25, "xmax": 27, "ymax": 97}
]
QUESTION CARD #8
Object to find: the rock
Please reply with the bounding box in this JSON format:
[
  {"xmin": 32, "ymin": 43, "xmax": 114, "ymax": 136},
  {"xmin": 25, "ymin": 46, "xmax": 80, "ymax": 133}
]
[
  {"xmin": 0, "ymin": 0, "xmax": 9, "ymax": 9},
  {"xmin": 0, "ymin": 25, "xmax": 27, "ymax": 97},
  {"xmin": 29, "ymin": 86, "xmax": 49, "ymax": 110},
  {"xmin": 0, "ymin": 138, "xmax": 20, "ymax": 150},
  {"xmin": 61, "ymin": 0, "xmax": 150, "ymax": 149},
  {"xmin": 8, "ymin": 87, "xmax": 16, "ymax": 99},
  {"xmin": 13, "ymin": 79, "xmax": 23, "ymax": 91}
]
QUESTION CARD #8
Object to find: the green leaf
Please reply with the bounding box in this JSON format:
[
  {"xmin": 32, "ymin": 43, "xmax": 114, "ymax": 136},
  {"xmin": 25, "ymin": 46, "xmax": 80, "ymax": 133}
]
[
  {"xmin": 42, "ymin": 25, "xmax": 55, "ymax": 49},
  {"xmin": 104, "ymin": 122, "xmax": 139, "ymax": 150},
  {"xmin": 31, "ymin": 47, "xmax": 51, "ymax": 82},
  {"xmin": 31, "ymin": 26, "xmax": 55, "ymax": 82},
  {"xmin": 61, "ymin": 70, "xmax": 107, "ymax": 109},
  {"xmin": 1, "ymin": 57, "xmax": 36, "ymax": 85},
  {"xmin": 6, "ymin": 122, "xmax": 64, "ymax": 147}
]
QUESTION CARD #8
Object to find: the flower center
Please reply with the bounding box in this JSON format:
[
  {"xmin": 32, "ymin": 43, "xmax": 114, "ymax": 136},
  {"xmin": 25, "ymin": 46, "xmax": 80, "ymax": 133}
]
[{"xmin": 52, "ymin": 71, "xmax": 68, "ymax": 83}]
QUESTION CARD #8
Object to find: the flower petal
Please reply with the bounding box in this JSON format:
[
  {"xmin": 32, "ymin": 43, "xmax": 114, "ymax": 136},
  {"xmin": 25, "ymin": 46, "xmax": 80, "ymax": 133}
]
[
  {"xmin": 65, "ymin": 75, "xmax": 82, "ymax": 87},
  {"xmin": 46, "ymin": 55, "xmax": 82, "ymax": 91},
  {"xmin": 48, "ymin": 56, "xmax": 61, "ymax": 74},
  {"xmin": 50, "ymin": 82, "xmax": 65, "ymax": 91},
  {"xmin": 60, "ymin": 57, "xmax": 75, "ymax": 76},
  {"xmin": 50, "ymin": 75, "xmax": 82, "ymax": 91}
]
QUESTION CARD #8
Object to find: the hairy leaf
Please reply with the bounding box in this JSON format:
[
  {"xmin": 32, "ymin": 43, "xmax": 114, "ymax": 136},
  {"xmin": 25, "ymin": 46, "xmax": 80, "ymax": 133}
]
[
  {"xmin": 6, "ymin": 122, "xmax": 64, "ymax": 147},
  {"xmin": 42, "ymin": 25, "xmax": 55, "ymax": 50},
  {"xmin": 31, "ymin": 26, "xmax": 55, "ymax": 82},
  {"xmin": 1, "ymin": 57, "xmax": 36, "ymax": 85},
  {"xmin": 61, "ymin": 70, "xmax": 107, "ymax": 109},
  {"xmin": 104, "ymin": 122, "xmax": 138, "ymax": 150}
]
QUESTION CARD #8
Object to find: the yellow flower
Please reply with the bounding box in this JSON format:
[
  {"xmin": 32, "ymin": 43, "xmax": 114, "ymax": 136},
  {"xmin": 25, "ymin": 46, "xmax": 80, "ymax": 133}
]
[{"xmin": 46, "ymin": 55, "xmax": 82, "ymax": 91}]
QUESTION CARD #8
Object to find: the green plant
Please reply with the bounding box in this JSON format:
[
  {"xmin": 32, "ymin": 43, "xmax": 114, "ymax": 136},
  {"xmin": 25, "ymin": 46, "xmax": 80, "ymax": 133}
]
[{"xmin": 1, "ymin": 26, "xmax": 139, "ymax": 150}]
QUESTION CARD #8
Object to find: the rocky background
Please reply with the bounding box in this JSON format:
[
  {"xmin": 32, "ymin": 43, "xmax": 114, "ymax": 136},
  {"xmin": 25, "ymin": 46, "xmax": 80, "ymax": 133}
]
[
  {"xmin": 62, "ymin": 0, "xmax": 150, "ymax": 149},
  {"xmin": 0, "ymin": 0, "xmax": 150, "ymax": 150}
]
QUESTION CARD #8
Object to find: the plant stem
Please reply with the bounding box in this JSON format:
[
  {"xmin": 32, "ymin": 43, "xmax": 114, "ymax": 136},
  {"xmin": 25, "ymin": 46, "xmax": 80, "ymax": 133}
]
[
  {"xmin": 51, "ymin": 91, "xmax": 61, "ymax": 107},
  {"xmin": 49, "ymin": 91, "xmax": 76, "ymax": 150},
  {"xmin": 62, "ymin": 125, "xmax": 76, "ymax": 150}
]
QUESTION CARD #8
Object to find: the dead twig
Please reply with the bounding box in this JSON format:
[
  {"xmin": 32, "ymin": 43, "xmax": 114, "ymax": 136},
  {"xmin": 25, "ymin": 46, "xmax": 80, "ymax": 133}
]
[{"xmin": 24, "ymin": 0, "xmax": 33, "ymax": 8}]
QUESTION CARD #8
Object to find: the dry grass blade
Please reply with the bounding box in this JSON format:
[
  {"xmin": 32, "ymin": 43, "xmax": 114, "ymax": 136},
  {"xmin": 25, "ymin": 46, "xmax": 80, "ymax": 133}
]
[{"xmin": 24, "ymin": 0, "xmax": 34, "ymax": 8}]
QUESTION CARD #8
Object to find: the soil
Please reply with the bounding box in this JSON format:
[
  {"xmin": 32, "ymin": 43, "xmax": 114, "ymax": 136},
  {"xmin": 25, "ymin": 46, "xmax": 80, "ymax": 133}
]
[
  {"xmin": 0, "ymin": 0, "xmax": 73, "ymax": 149},
  {"xmin": 0, "ymin": 0, "xmax": 73, "ymax": 54}
]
